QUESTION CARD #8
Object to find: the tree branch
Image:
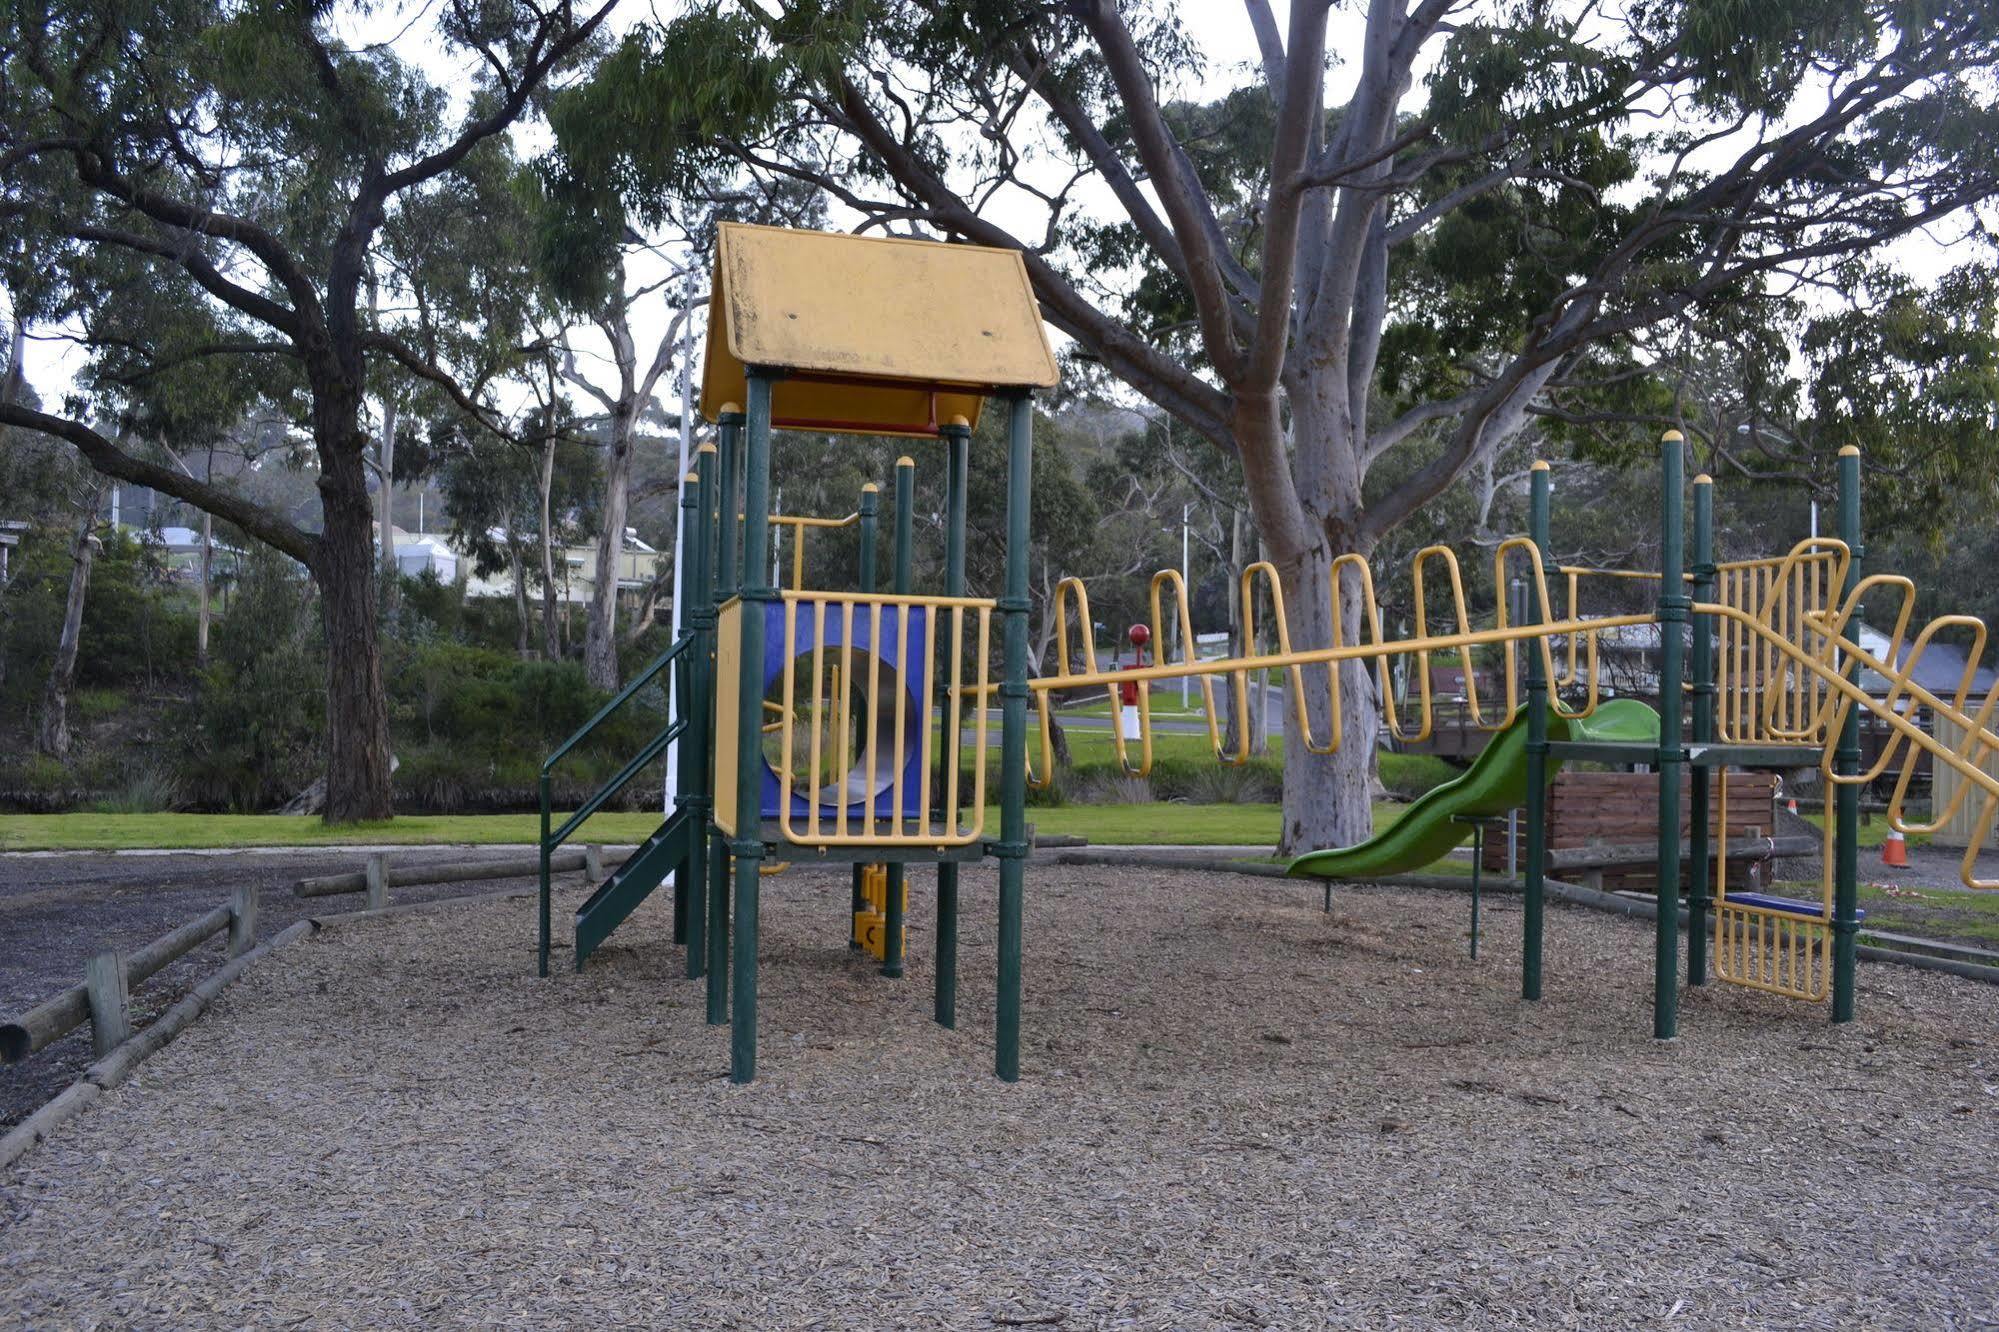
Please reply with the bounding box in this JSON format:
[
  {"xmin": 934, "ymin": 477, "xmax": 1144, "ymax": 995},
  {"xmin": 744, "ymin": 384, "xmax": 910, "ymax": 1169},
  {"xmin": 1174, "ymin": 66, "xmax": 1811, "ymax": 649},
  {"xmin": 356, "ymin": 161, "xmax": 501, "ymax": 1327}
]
[
  {"xmin": 365, "ymin": 0, "xmax": 622, "ymax": 204},
  {"xmin": 0, "ymin": 404, "xmax": 317, "ymax": 565},
  {"xmin": 1080, "ymin": 2, "xmax": 1248, "ymax": 382}
]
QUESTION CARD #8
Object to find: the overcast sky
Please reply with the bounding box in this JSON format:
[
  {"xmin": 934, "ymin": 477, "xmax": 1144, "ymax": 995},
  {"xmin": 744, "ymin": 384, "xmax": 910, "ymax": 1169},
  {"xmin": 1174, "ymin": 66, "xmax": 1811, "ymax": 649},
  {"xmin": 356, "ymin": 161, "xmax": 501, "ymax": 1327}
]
[{"xmin": 10, "ymin": 2, "xmax": 1970, "ymax": 477}]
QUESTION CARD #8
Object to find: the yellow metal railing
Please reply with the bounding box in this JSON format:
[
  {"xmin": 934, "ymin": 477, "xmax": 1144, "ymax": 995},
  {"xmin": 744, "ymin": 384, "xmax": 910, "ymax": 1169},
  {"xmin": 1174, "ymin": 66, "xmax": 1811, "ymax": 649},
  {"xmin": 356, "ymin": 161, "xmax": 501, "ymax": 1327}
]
[
  {"xmin": 771, "ymin": 589, "xmax": 993, "ymax": 849},
  {"xmin": 769, "ymin": 510, "xmax": 861, "ymax": 593},
  {"xmin": 1020, "ymin": 541, "xmax": 1645, "ymax": 781},
  {"xmin": 1703, "ymin": 586, "xmax": 1999, "ymax": 893},
  {"xmin": 1710, "ymin": 771, "xmax": 1836, "ymax": 1000},
  {"xmin": 747, "ymin": 519, "xmax": 1999, "ymax": 903},
  {"xmin": 1717, "ymin": 540, "xmax": 1849, "ymax": 745}
]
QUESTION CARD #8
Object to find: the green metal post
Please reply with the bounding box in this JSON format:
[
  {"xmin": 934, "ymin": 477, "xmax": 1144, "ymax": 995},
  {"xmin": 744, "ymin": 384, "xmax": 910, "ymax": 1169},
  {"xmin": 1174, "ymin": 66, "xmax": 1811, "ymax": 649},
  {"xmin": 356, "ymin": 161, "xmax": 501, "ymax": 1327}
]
[
  {"xmin": 881, "ymin": 457, "xmax": 915, "ymax": 980},
  {"xmin": 1469, "ymin": 824, "xmax": 1482, "ymax": 959},
  {"xmin": 935, "ymin": 419, "xmax": 970, "ymax": 1028},
  {"xmin": 537, "ymin": 773, "xmax": 551, "ymax": 977},
  {"xmin": 707, "ymin": 412, "xmax": 743, "ymax": 1025},
  {"xmin": 1522, "ymin": 461, "xmax": 1552, "ymax": 1000},
  {"xmin": 851, "ymin": 482, "xmax": 879, "ymax": 950},
  {"xmin": 1654, "ymin": 430, "xmax": 1688, "ymax": 1040},
  {"xmin": 1832, "ymin": 445, "xmax": 1863, "ymax": 1023},
  {"xmin": 730, "ymin": 380, "xmax": 774, "ymax": 1081},
  {"xmin": 995, "ymin": 395, "xmax": 1033, "ymax": 1081},
  {"xmin": 670, "ymin": 464, "xmax": 703, "ymax": 950},
  {"xmin": 1687, "ymin": 472, "xmax": 1716, "ymax": 987},
  {"xmin": 683, "ymin": 444, "xmax": 716, "ymax": 981}
]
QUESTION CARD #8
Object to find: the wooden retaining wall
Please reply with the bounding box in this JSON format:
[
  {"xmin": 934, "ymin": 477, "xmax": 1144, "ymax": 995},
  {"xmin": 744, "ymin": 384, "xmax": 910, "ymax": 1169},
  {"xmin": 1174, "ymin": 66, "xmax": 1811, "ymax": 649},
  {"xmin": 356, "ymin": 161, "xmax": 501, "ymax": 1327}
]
[{"xmin": 1482, "ymin": 771, "xmax": 1778, "ymax": 891}]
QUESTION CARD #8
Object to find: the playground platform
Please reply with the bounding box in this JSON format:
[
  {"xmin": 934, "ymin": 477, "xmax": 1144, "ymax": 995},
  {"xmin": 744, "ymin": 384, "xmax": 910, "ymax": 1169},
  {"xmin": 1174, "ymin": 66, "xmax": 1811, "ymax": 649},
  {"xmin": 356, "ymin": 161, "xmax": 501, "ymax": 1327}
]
[{"xmin": 5, "ymin": 867, "xmax": 1995, "ymax": 1327}]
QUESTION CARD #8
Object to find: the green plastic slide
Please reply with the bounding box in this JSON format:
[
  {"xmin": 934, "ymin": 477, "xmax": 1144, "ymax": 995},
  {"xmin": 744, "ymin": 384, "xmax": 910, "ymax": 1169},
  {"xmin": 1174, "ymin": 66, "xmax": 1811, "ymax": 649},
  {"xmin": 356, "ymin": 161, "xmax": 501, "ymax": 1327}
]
[{"xmin": 1284, "ymin": 698, "xmax": 1661, "ymax": 881}]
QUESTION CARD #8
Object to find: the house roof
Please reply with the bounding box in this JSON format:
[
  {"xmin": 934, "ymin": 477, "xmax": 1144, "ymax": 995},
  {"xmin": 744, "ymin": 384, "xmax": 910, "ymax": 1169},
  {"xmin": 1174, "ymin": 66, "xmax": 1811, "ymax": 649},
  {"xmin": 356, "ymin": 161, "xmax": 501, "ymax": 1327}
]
[
  {"xmin": 1853, "ymin": 623, "xmax": 1999, "ymax": 699},
  {"xmin": 699, "ymin": 223, "xmax": 1058, "ymax": 438}
]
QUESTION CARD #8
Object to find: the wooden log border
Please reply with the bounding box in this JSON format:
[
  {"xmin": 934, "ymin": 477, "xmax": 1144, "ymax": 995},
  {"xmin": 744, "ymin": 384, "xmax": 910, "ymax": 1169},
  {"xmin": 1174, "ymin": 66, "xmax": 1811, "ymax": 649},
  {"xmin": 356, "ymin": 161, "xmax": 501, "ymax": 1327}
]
[
  {"xmin": 0, "ymin": 920, "xmax": 314, "ymax": 1169},
  {"xmin": 292, "ymin": 846, "xmax": 602, "ymax": 899},
  {"xmin": 2, "ymin": 903, "xmax": 242, "ymax": 1063}
]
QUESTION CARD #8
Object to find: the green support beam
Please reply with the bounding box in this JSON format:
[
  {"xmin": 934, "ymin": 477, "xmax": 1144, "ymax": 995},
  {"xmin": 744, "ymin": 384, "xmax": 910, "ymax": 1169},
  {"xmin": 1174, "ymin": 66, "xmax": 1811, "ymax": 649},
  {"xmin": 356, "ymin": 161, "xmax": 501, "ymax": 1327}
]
[
  {"xmin": 1522, "ymin": 462, "xmax": 1551, "ymax": 1001},
  {"xmin": 670, "ymin": 459, "xmax": 703, "ymax": 950},
  {"xmin": 1832, "ymin": 445, "xmax": 1863, "ymax": 1022},
  {"xmin": 678, "ymin": 448, "xmax": 710, "ymax": 978},
  {"xmin": 935, "ymin": 419, "xmax": 970, "ymax": 1029},
  {"xmin": 851, "ymin": 482, "xmax": 879, "ymax": 950},
  {"xmin": 707, "ymin": 412, "xmax": 742, "ymax": 1026},
  {"xmin": 883, "ymin": 456, "xmax": 915, "ymax": 981},
  {"xmin": 1654, "ymin": 430, "xmax": 1688, "ymax": 1040},
  {"xmin": 1687, "ymin": 472, "xmax": 1715, "ymax": 987},
  {"xmin": 731, "ymin": 378, "xmax": 775, "ymax": 1082},
  {"xmin": 994, "ymin": 395, "xmax": 1033, "ymax": 1081}
]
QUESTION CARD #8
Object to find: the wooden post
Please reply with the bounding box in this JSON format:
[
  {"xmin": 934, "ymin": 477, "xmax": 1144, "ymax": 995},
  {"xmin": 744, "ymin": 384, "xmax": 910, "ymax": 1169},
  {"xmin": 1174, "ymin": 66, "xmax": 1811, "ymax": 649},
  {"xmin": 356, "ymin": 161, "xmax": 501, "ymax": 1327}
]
[
  {"xmin": 228, "ymin": 883, "xmax": 258, "ymax": 959},
  {"xmin": 365, "ymin": 854, "xmax": 388, "ymax": 911},
  {"xmin": 84, "ymin": 950, "xmax": 129, "ymax": 1056},
  {"xmin": 585, "ymin": 843, "xmax": 604, "ymax": 882}
]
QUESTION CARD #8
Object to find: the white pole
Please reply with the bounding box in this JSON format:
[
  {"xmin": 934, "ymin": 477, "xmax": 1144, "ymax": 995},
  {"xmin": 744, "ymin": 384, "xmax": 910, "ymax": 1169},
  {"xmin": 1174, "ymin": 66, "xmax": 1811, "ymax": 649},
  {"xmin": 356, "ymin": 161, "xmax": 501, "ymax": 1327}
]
[{"xmin": 664, "ymin": 288, "xmax": 695, "ymax": 815}]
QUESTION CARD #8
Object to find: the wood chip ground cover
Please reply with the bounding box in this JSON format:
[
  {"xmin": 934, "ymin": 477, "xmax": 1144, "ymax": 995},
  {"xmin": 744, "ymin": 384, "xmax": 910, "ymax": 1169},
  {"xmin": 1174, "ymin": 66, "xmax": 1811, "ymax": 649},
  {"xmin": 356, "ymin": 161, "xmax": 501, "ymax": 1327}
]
[{"xmin": 2, "ymin": 866, "xmax": 1995, "ymax": 1329}]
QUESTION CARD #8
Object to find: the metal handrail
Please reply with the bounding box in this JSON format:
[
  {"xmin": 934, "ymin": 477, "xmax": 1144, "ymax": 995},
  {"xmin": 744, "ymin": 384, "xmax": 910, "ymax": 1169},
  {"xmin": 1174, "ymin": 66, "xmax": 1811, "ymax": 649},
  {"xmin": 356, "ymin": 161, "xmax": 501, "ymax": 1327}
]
[
  {"xmin": 540, "ymin": 633, "xmax": 692, "ymax": 778},
  {"xmin": 537, "ymin": 632, "xmax": 694, "ymax": 976}
]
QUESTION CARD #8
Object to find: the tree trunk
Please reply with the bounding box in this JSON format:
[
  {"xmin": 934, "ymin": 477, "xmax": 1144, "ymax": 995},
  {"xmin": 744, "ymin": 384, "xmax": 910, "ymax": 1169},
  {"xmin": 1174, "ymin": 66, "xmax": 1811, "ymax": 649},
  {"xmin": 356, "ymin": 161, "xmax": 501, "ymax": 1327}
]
[
  {"xmin": 1222, "ymin": 507, "xmax": 1249, "ymax": 756},
  {"xmin": 196, "ymin": 447, "xmax": 213, "ymax": 669},
  {"xmin": 1268, "ymin": 372, "xmax": 1377, "ymax": 857},
  {"xmin": 584, "ymin": 411, "xmax": 636, "ymax": 690},
  {"xmin": 511, "ymin": 544, "xmax": 532, "ymax": 656},
  {"xmin": 1250, "ymin": 537, "xmax": 1271, "ymax": 757},
  {"xmin": 1274, "ymin": 536, "xmax": 1379, "ymax": 856},
  {"xmin": 312, "ymin": 397, "xmax": 395, "ymax": 824},
  {"xmin": 537, "ymin": 437, "xmax": 559, "ymax": 661},
  {"xmin": 376, "ymin": 391, "xmax": 399, "ymax": 593},
  {"xmin": 196, "ymin": 508, "xmax": 212, "ymax": 668},
  {"xmin": 39, "ymin": 481, "xmax": 104, "ymax": 758}
]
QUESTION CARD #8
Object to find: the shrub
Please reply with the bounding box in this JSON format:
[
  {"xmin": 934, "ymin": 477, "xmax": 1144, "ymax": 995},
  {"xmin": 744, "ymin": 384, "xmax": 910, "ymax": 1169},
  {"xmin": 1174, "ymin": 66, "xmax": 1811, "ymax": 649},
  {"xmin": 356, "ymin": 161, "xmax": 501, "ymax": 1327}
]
[
  {"xmin": 1380, "ymin": 751, "xmax": 1458, "ymax": 800},
  {"xmin": 92, "ymin": 764, "xmax": 184, "ymax": 814},
  {"xmin": 73, "ymin": 687, "xmax": 129, "ymax": 724},
  {"xmin": 0, "ymin": 753, "xmax": 90, "ymax": 812},
  {"xmin": 171, "ymin": 549, "xmax": 324, "ymax": 811}
]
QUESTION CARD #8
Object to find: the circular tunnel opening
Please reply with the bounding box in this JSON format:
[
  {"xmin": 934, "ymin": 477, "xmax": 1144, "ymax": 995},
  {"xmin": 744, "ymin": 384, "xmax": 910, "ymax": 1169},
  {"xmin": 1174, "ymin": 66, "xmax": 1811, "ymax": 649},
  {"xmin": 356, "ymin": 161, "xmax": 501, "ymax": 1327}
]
[{"xmin": 762, "ymin": 648, "xmax": 918, "ymax": 809}]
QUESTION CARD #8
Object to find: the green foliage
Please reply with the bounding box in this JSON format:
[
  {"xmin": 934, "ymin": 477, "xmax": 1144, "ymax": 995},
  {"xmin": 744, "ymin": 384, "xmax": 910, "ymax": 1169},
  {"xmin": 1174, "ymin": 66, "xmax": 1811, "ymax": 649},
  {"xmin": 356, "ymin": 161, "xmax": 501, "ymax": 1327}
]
[
  {"xmin": 173, "ymin": 549, "xmax": 325, "ymax": 811},
  {"xmin": 0, "ymin": 523, "xmax": 198, "ymax": 722}
]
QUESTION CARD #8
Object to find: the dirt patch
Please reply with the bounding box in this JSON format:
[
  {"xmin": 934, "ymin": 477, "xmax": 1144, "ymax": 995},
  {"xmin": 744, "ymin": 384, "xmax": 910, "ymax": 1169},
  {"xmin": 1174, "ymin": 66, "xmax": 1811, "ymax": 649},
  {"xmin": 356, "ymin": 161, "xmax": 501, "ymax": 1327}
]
[{"xmin": 2, "ymin": 866, "xmax": 1996, "ymax": 1328}]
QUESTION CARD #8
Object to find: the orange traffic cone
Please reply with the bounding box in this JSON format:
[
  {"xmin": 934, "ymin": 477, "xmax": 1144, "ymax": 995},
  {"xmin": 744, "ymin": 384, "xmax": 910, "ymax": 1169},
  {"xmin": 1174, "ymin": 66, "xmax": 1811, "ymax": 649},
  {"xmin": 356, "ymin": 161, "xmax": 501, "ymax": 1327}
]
[
  {"xmin": 1786, "ymin": 797, "xmax": 1799, "ymax": 815},
  {"xmin": 1882, "ymin": 828, "xmax": 1909, "ymax": 867}
]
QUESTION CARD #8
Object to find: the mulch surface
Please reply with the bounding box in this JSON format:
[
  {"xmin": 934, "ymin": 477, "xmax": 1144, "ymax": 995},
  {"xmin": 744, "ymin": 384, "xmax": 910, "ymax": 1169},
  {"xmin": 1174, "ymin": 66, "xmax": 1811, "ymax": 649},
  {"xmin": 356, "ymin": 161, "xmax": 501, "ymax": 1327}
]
[{"xmin": 3, "ymin": 864, "xmax": 1995, "ymax": 1329}]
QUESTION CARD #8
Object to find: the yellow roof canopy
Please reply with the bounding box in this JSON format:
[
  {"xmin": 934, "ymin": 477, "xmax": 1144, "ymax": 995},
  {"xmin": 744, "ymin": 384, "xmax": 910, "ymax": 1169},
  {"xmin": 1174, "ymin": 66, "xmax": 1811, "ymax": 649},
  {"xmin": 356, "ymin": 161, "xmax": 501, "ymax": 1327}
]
[{"xmin": 700, "ymin": 223, "xmax": 1060, "ymax": 438}]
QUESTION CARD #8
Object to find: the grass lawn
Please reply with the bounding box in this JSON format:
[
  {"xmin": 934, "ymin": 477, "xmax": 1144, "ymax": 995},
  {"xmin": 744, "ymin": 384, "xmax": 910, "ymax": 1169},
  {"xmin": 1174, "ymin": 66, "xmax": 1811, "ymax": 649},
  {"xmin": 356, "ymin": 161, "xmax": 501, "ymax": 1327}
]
[
  {"xmin": 1854, "ymin": 882, "xmax": 1999, "ymax": 947},
  {"xmin": 1763, "ymin": 877, "xmax": 1999, "ymax": 951},
  {"xmin": 0, "ymin": 802, "xmax": 1425, "ymax": 854},
  {"xmin": 1797, "ymin": 810, "xmax": 1926, "ymax": 850}
]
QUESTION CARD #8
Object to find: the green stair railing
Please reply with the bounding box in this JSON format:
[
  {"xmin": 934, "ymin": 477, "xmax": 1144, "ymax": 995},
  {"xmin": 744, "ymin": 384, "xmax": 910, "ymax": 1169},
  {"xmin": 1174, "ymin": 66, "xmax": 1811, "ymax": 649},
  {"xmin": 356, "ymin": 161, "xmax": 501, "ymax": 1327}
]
[{"xmin": 539, "ymin": 634, "xmax": 693, "ymax": 976}]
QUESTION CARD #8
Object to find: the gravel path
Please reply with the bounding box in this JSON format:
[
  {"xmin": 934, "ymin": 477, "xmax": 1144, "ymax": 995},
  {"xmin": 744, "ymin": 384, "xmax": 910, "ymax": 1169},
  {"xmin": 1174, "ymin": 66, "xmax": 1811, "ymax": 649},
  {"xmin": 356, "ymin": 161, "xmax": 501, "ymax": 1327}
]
[
  {"xmin": 3, "ymin": 865, "xmax": 1996, "ymax": 1329},
  {"xmin": 0, "ymin": 847, "xmax": 608, "ymax": 1129}
]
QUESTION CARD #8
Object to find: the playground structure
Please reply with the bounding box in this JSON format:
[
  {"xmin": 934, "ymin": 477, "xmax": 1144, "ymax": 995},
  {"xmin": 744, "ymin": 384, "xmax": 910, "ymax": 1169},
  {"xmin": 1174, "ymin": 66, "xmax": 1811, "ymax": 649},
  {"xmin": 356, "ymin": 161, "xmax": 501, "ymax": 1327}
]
[{"xmin": 538, "ymin": 222, "xmax": 1999, "ymax": 1084}]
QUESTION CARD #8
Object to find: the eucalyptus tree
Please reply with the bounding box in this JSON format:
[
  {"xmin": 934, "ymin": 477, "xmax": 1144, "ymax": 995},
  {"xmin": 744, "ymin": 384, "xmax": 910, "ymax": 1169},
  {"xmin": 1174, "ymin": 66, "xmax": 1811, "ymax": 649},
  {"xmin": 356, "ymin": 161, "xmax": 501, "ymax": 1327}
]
[
  {"xmin": 0, "ymin": 0, "xmax": 618, "ymax": 821},
  {"xmin": 569, "ymin": 0, "xmax": 1999, "ymax": 848},
  {"xmin": 556, "ymin": 246, "xmax": 703, "ymax": 691}
]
